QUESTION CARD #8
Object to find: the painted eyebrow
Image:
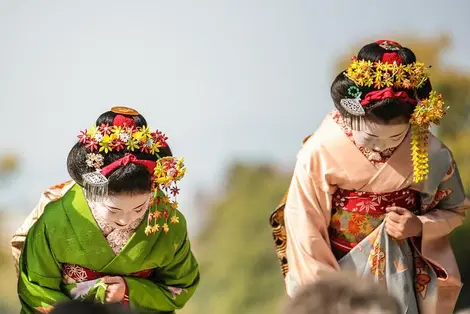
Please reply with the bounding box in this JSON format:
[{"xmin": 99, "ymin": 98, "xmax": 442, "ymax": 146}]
[
  {"xmin": 364, "ymin": 131, "xmax": 404, "ymax": 138},
  {"xmin": 364, "ymin": 132, "xmax": 378, "ymax": 138},
  {"xmin": 106, "ymin": 200, "xmax": 148, "ymax": 211}
]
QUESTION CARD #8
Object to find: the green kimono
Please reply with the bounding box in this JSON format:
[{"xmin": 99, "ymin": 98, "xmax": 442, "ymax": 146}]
[{"xmin": 18, "ymin": 184, "xmax": 200, "ymax": 314}]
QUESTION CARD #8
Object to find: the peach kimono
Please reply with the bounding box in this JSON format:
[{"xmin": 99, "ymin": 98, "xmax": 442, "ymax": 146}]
[{"xmin": 273, "ymin": 112, "xmax": 469, "ymax": 314}]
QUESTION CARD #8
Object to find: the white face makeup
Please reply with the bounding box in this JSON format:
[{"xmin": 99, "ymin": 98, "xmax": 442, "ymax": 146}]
[
  {"xmin": 89, "ymin": 193, "xmax": 151, "ymax": 229},
  {"xmin": 352, "ymin": 118, "xmax": 410, "ymax": 152}
]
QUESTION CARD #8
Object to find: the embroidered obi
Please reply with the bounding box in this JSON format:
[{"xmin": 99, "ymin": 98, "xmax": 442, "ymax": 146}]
[
  {"xmin": 328, "ymin": 188, "xmax": 418, "ymax": 254},
  {"xmin": 61, "ymin": 263, "xmax": 154, "ymax": 305},
  {"xmin": 62, "ymin": 263, "xmax": 153, "ymax": 284}
]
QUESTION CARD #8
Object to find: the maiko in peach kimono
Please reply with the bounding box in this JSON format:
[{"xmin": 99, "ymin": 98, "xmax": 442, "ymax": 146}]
[{"xmin": 278, "ymin": 112, "xmax": 468, "ymax": 314}]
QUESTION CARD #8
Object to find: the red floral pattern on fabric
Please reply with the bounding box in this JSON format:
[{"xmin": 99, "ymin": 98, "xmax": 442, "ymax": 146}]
[
  {"xmin": 414, "ymin": 256, "xmax": 432, "ymax": 299},
  {"xmin": 329, "ymin": 188, "xmax": 418, "ymax": 252},
  {"xmin": 62, "ymin": 263, "xmax": 153, "ymax": 283},
  {"xmin": 412, "ymin": 239, "xmax": 447, "ymax": 281},
  {"xmin": 416, "ymin": 273, "xmax": 431, "ymax": 292},
  {"xmin": 421, "ymin": 188, "xmax": 452, "ymax": 213},
  {"xmin": 331, "ymin": 111, "xmax": 396, "ymax": 168},
  {"xmin": 333, "ymin": 188, "xmax": 417, "ymax": 214}
]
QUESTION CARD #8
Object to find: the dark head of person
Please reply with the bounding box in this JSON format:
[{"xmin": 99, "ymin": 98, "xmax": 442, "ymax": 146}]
[
  {"xmin": 330, "ymin": 40, "xmax": 432, "ymax": 125},
  {"xmin": 67, "ymin": 107, "xmax": 173, "ymax": 196},
  {"xmin": 49, "ymin": 300, "xmax": 133, "ymax": 314}
]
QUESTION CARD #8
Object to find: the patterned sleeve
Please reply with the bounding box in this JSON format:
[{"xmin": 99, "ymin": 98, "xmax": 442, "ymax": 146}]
[{"xmin": 418, "ymin": 153, "xmax": 469, "ymax": 240}]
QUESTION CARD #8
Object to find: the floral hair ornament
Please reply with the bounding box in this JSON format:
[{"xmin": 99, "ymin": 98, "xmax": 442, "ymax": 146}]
[
  {"xmin": 341, "ymin": 41, "xmax": 449, "ymax": 183},
  {"xmin": 78, "ymin": 121, "xmax": 168, "ymax": 202},
  {"xmin": 82, "ymin": 153, "xmax": 107, "ymax": 202},
  {"xmin": 410, "ymin": 91, "xmax": 448, "ymax": 183},
  {"xmin": 78, "ymin": 106, "xmax": 187, "ymax": 235},
  {"xmin": 345, "ymin": 57, "xmax": 431, "ymax": 90},
  {"xmin": 145, "ymin": 157, "xmax": 186, "ymax": 236}
]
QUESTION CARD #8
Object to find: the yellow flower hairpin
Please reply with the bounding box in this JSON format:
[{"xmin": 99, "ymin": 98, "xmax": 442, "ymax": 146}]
[{"xmin": 410, "ymin": 91, "xmax": 448, "ymax": 183}]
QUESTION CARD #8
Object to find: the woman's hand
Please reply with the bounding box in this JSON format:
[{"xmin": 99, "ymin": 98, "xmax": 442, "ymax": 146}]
[
  {"xmin": 385, "ymin": 206, "xmax": 422, "ymax": 240},
  {"xmin": 102, "ymin": 276, "xmax": 126, "ymax": 303}
]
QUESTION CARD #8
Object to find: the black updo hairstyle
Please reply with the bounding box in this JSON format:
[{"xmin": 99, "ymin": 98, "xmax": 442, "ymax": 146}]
[
  {"xmin": 331, "ymin": 42, "xmax": 433, "ymax": 123},
  {"xmin": 67, "ymin": 110, "xmax": 173, "ymax": 195}
]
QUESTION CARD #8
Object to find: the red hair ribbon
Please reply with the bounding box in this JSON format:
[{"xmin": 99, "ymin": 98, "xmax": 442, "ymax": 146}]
[
  {"xmin": 382, "ymin": 52, "xmax": 403, "ymax": 64},
  {"xmin": 376, "ymin": 40, "xmax": 403, "ymax": 64},
  {"xmin": 101, "ymin": 153, "xmax": 156, "ymax": 176},
  {"xmin": 113, "ymin": 114, "xmax": 136, "ymax": 127},
  {"xmin": 360, "ymin": 87, "xmax": 417, "ymax": 106}
]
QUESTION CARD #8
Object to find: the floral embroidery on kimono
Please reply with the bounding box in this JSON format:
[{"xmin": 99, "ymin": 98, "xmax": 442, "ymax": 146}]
[
  {"xmin": 62, "ymin": 263, "xmax": 153, "ymax": 285},
  {"xmin": 369, "ymin": 242, "xmax": 386, "ymax": 279},
  {"xmin": 91, "ymin": 210, "xmax": 145, "ymax": 255},
  {"xmin": 329, "ymin": 188, "xmax": 418, "ymax": 253},
  {"xmin": 414, "ymin": 256, "xmax": 432, "ymax": 299}
]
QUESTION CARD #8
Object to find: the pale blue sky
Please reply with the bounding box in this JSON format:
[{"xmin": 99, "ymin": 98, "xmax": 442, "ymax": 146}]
[{"xmin": 1, "ymin": 0, "xmax": 469, "ymax": 234}]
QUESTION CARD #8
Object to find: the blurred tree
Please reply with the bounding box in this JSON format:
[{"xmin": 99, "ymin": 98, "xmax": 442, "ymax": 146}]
[
  {"xmin": 0, "ymin": 153, "xmax": 20, "ymax": 313},
  {"xmin": 0, "ymin": 212, "xmax": 19, "ymax": 314},
  {"xmin": 181, "ymin": 163, "xmax": 291, "ymax": 314},
  {"xmin": 0, "ymin": 153, "xmax": 20, "ymax": 188}
]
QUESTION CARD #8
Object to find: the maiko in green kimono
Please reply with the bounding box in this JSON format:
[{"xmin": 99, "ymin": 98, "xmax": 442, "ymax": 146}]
[{"xmin": 16, "ymin": 107, "xmax": 200, "ymax": 313}]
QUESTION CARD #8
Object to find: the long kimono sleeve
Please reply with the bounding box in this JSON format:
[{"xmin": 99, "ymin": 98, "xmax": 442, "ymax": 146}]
[
  {"xmin": 417, "ymin": 155, "xmax": 468, "ymax": 279},
  {"xmin": 12, "ymin": 180, "xmax": 74, "ymax": 275},
  {"xmin": 418, "ymin": 160, "xmax": 469, "ymax": 241},
  {"xmin": 18, "ymin": 218, "xmax": 70, "ymax": 313},
  {"xmin": 12, "ymin": 198, "xmax": 49, "ymax": 274},
  {"xmin": 124, "ymin": 232, "xmax": 200, "ymax": 313},
  {"xmin": 414, "ymin": 150, "xmax": 469, "ymax": 312},
  {"xmin": 284, "ymin": 144, "xmax": 340, "ymax": 297}
]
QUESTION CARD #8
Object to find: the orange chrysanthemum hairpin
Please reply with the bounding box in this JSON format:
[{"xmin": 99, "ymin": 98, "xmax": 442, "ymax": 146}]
[{"xmin": 345, "ymin": 58, "xmax": 431, "ymax": 90}]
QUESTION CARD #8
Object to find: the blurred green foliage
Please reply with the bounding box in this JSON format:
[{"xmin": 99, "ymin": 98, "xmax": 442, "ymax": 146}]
[{"xmin": 181, "ymin": 163, "xmax": 291, "ymax": 314}]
